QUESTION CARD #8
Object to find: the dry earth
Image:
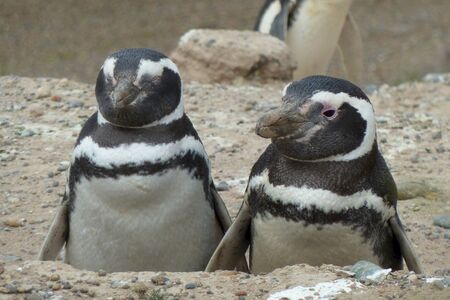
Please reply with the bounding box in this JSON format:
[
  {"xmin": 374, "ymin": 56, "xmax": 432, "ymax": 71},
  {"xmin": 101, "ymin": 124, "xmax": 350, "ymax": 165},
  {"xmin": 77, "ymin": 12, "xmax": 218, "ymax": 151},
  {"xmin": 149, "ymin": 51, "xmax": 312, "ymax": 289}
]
[{"xmin": 0, "ymin": 75, "xmax": 449, "ymax": 299}]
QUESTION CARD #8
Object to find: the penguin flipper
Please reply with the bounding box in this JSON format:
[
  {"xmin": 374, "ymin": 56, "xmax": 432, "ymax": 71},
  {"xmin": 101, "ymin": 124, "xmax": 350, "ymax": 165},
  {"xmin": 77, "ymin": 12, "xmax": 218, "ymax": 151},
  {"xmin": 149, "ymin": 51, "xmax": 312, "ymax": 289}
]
[
  {"xmin": 211, "ymin": 186, "xmax": 232, "ymax": 231},
  {"xmin": 334, "ymin": 13, "xmax": 363, "ymax": 83},
  {"xmin": 210, "ymin": 186, "xmax": 250, "ymax": 272},
  {"xmin": 206, "ymin": 197, "xmax": 252, "ymax": 272},
  {"xmin": 388, "ymin": 215, "xmax": 423, "ymax": 274},
  {"xmin": 38, "ymin": 198, "xmax": 69, "ymax": 260}
]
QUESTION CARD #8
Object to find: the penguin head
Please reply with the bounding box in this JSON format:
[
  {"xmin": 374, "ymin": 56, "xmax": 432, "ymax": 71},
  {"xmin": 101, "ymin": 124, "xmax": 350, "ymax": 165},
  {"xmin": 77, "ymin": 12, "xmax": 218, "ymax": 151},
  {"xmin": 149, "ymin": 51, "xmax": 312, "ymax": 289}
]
[
  {"xmin": 256, "ymin": 75, "xmax": 376, "ymax": 161},
  {"xmin": 95, "ymin": 48, "xmax": 183, "ymax": 127}
]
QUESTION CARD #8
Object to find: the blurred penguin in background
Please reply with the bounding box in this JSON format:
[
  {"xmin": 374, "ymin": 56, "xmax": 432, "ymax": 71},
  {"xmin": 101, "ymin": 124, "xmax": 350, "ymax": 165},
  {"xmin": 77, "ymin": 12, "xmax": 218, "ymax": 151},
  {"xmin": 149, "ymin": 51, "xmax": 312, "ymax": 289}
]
[{"xmin": 255, "ymin": 0, "xmax": 363, "ymax": 83}]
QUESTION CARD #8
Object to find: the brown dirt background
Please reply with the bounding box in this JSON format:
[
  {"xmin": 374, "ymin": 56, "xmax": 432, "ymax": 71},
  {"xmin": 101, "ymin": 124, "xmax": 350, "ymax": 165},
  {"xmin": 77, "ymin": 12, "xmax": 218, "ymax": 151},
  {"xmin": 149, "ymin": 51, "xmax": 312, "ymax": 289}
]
[{"xmin": 1, "ymin": 0, "xmax": 450, "ymax": 84}]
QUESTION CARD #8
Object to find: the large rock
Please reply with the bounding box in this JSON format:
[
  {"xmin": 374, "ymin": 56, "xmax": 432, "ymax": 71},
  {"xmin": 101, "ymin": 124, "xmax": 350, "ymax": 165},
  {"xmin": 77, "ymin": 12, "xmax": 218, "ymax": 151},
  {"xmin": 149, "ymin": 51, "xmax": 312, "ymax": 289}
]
[{"xmin": 171, "ymin": 29, "xmax": 296, "ymax": 83}]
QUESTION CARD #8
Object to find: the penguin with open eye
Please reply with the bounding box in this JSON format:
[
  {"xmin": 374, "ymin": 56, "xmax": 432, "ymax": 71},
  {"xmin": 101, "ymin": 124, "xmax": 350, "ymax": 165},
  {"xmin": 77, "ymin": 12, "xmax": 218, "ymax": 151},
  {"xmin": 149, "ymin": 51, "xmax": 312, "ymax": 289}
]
[
  {"xmin": 38, "ymin": 48, "xmax": 248, "ymax": 272},
  {"xmin": 255, "ymin": 0, "xmax": 363, "ymax": 83},
  {"xmin": 206, "ymin": 75, "xmax": 422, "ymax": 274}
]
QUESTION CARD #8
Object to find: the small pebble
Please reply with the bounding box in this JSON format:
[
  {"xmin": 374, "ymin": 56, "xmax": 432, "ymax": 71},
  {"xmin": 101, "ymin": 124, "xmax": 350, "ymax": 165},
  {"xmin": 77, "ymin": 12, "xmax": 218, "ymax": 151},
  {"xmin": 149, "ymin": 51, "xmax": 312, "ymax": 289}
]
[
  {"xmin": 407, "ymin": 274, "xmax": 418, "ymax": 281},
  {"xmin": 432, "ymin": 131, "xmax": 442, "ymax": 140},
  {"xmin": 132, "ymin": 282, "xmax": 148, "ymax": 296},
  {"xmin": 56, "ymin": 78, "xmax": 69, "ymax": 88},
  {"xmin": 51, "ymin": 95, "xmax": 62, "ymax": 102},
  {"xmin": 36, "ymin": 86, "xmax": 51, "ymax": 98},
  {"xmin": 151, "ymin": 274, "xmax": 169, "ymax": 286},
  {"xmin": 235, "ymin": 290, "xmax": 248, "ymax": 296},
  {"xmin": 86, "ymin": 279, "xmax": 100, "ymax": 286},
  {"xmin": 433, "ymin": 215, "xmax": 450, "ymax": 229},
  {"xmin": 20, "ymin": 129, "xmax": 36, "ymax": 137},
  {"xmin": 62, "ymin": 281, "xmax": 72, "ymax": 289},
  {"xmin": 17, "ymin": 285, "xmax": 33, "ymax": 293},
  {"xmin": 442, "ymin": 277, "xmax": 450, "ymax": 287},
  {"xmin": 423, "ymin": 73, "xmax": 445, "ymax": 83},
  {"xmin": 57, "ymin": 161, "xmax": 70, "ymax": 171},
  {"xmin": 50, "ymin": 273, "xmax": 60, "ymax": 281},
  {"xmin": 67, "ymin": 100, "xmax": 84, "ymax": 108},
  {"xmin": 350, "ymin": 260, "xmax": 391, "ymax": 283},
  {"xmin": 0, "ymin": 255, "xmax": 21, "ymax": 262},
  {"xmin": 4, "ymin": 218, "xmax": 22, "ymax": 227},
  {"xmin": 410, "ymin": 155, "xmax": 419, "ymax": 163},
  {"xmin": 365, "ymin": 84, "xmax": 378, "ymax": 94},
  {"xmin": 98, "ymin": 269, "xmax": 107, "ymax": 276},
  {"xmin": 397, "ymin": 180, "xmax": 433, "ymax": 200},
  {"xmin": 432, "ymin": 280, "xmax": 446, "ymax": 290},
  {"xmin": 216, "ymin": 181, "xmax": 230, "ymax": 191},
  {"xmin": 52, "ymin": 283, "xmax": 61, "ymax": 291},
  {"xmin": 29, "ymin": 108, "xmax": 44, "ymax": 118},
  {"xmin": 0, "ymin": 153, "xmax": 15, "ymax": 162},
  {"xmin": 25, "ymin": 293, "xmax": 44, "ymax": 300},
  {"xmin": 435, "ymin": 144, "xmax": 446, "ymax": 153},
  {"xmin": 111, "ymin": 280, "xmax": 129, "ymax": 289},
  {"xmin": 5, "ymin": 284, "xmax": 17, "ymax": 293},
  {"xmin": 185, "ymin": 283, "xmax": 196, "ymax": 289}
]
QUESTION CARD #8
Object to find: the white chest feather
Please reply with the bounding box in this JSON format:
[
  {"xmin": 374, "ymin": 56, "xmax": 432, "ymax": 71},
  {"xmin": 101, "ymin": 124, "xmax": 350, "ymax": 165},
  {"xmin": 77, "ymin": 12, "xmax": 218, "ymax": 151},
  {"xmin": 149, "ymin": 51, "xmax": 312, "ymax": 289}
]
[
  {"xmin": 67, "ymin": 169, "xmax": 222, "ymax": 272},
  {"xmin": 251, "ymin": 214, "xmax": 379, "ymax": 273}
]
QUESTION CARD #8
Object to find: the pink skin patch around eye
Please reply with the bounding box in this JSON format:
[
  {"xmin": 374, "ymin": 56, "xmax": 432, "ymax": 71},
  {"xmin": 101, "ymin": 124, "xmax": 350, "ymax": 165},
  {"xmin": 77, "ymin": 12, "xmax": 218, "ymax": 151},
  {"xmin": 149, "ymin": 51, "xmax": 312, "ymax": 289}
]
[{"xmin": 321, "ymin": 103, "xmax": 337, "ymax": 119}]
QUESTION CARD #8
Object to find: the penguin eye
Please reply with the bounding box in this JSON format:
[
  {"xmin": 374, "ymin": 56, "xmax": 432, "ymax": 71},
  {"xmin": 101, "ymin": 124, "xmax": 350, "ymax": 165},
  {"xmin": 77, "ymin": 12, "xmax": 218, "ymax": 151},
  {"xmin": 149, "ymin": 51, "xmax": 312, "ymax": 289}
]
[{"xmin": 322, "ymin": 108, "xmax": 337, "ymax": 119}]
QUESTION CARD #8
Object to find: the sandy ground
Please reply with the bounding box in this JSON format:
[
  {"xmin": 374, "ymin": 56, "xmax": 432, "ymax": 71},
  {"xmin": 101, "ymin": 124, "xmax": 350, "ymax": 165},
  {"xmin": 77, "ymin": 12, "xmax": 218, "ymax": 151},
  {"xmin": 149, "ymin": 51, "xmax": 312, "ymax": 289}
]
[{"xmin": 0, "ymin": 75, "xmax": 449, "ymax": 298}]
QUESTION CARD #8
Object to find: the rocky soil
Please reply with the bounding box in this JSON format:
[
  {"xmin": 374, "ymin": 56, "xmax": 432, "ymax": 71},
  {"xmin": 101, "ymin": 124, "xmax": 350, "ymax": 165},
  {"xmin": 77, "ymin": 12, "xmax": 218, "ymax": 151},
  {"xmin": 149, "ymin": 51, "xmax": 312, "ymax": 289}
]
[{"xmin": 0, "ymin": 74, "xmax": 449, "ymax": 299}]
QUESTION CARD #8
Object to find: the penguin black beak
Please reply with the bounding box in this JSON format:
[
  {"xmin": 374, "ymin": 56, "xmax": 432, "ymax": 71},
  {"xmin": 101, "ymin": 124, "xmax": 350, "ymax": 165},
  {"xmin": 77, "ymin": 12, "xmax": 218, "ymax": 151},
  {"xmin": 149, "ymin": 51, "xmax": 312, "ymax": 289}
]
[
  {"xmin": 256, "ymin": 101, "xmax": 311, "ymax": 139},
  {"xmin": 112, "ymin": 81, "xmax": 140, "ymax": 108}
]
